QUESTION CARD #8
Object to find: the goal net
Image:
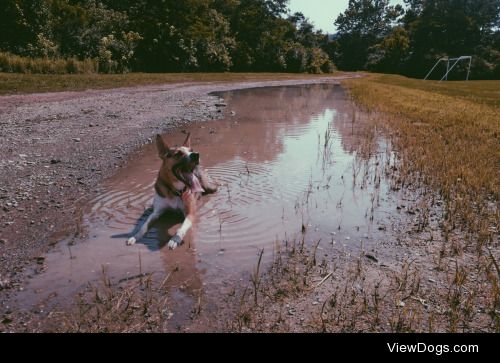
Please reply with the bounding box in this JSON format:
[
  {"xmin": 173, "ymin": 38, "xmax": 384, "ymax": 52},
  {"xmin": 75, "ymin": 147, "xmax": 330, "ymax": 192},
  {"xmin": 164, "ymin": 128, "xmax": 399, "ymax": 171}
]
[{"xmin": 424, "ymin": 56, "xmax": 472, "ymax": 81}]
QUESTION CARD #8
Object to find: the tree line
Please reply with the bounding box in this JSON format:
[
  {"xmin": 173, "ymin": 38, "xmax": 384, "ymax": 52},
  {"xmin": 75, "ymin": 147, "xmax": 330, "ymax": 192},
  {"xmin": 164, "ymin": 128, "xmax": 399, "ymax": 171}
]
[
  {"xmin": 0, "ymin": 0, "xmax": 498, "ymax": 78},
  {"xmin": 0, "ymin": 0, "xmax": 334, "ymax": 74},
  {"xmin": 332, "ymin": 0, "xmax": 500, "ymax": 79}
]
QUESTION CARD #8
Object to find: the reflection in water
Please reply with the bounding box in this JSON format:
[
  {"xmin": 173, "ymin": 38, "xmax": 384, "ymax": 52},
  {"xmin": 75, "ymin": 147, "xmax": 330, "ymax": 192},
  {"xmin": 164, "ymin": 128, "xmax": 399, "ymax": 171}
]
[{"xmin": 15, "ymin": 84, "xmax": 396, "ymax": 328}]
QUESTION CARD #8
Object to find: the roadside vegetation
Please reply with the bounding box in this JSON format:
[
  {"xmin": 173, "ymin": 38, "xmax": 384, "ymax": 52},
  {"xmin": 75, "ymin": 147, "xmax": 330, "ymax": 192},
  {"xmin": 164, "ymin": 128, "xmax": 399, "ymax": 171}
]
[
  {"xmin": 0, "ymin": 52, "xmax": 99, "ymax": 74},
  {"xmin": 343, "ymin": 74, "xmax": 499, "ymax": 241},
  {"xmin": 333, "ymin": 1, "xmax": 500, "ymax": 80},
  {"xmin": 0, "ymin": 0, "xmax": 334, "ymax": 74},
  {"xmin": 2, "ymin": 1, "xmax": 498, "ymax": 80},
  {"xmin": 0, "ymin": 72, "xmax": 341, "ymax": 95}
]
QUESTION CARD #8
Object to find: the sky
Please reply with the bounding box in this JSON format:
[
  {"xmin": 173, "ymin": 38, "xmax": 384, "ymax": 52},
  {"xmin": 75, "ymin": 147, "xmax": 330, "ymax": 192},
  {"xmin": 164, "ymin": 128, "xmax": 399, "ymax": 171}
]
[{"xmin": 288, "ymin": 0, "xmax": 406, "ymax": 34}]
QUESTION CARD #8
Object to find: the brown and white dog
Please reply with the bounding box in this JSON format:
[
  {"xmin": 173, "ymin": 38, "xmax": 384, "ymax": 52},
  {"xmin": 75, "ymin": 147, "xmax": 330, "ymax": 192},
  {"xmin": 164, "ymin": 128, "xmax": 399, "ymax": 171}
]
[{"xmin": 126, "ymin": 133, "xmax": 217, "ymax": 249}]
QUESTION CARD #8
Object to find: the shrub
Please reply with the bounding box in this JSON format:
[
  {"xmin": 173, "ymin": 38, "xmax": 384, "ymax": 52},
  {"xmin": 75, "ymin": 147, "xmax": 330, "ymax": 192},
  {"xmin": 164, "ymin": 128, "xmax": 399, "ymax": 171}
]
[
  {"xmin": 97, "ymin": 31, "xmax": 142, "ymax": 73},
  {"xmin": 0, "ymin": 52, "xmax": 98, "ymax": 74},
  {"xmin": 307, "ymin": 47, "xmax": 335, "ymax": 74}
]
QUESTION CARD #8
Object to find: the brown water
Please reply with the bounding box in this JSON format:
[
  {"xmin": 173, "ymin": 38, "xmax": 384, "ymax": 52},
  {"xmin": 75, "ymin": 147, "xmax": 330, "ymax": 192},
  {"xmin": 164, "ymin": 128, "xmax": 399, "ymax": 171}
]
[{"xmin": 15, "ymin": 84, "xmax": 400, "ymax": 327}]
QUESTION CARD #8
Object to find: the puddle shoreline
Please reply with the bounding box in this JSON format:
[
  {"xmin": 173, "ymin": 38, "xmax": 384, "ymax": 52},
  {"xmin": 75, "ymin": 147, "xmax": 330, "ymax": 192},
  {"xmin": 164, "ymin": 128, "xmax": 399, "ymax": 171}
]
[{"xmin": 8, "ymin": 83, "xmax": 412, "ymax": 330}]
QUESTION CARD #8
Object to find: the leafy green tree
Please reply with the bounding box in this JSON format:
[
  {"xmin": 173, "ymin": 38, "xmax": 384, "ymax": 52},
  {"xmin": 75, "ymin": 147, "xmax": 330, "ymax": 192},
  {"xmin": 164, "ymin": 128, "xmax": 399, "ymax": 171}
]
[
  {"xmin": 185, "ymin": 7, "xmax": 236, "ymax": 71},
  {"xmin": 334, "ymin": 0, "xmax": 404, "ymax": 70},
  {"xmin": 307, "ymin": 47, "xmax": 335, "ymax": 73},
  {"xmin": 366, "ymin": 26, "xmax": 410, "ymax": 72},
  {"xmin": 0, "ymin": 0, "xmax": 31, "ymax": 53},
  {"xmin": 97, "ymin": 31, "xmax": 142, "ymax": 73},
  {"xmin": 0, "ymin": 0, "xmax": 338, "ymax": 74},
  {"xmin": 402, "ymin": 0, "xmax": 500, "ymax": 78},
  {"xmin": 0, "ymin": 0, "xmax": 53, "ymax": 56},
  {"xmin": 50, "ymin": 0, "xmax": 134, "ymax": 60},
  {"xmin": 332, "ymin": 0, "xmax": 499, "ymax": 79}
]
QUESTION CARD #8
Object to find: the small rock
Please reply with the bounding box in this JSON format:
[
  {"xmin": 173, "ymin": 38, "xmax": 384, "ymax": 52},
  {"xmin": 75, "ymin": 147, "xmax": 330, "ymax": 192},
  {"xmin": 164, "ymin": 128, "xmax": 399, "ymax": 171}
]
[
  {"xmin": 72, "ymin": 138, "xmax": 81, "ymax": 142},
  {"xmin": 364, "ymin": 254, "xmax": 379, "ymax": 263},
  {"xmin": 0, "ymin": 278, "xmax": 12, "ymax": 290},
  {"xmin": 397, "ymin": 300, "xmax": 406, "ymax": 308}
]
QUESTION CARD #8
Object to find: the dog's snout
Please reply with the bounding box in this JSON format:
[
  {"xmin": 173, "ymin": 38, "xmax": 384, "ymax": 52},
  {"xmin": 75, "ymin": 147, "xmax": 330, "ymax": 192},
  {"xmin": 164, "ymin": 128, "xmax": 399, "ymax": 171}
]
[{"xmin": 191, "ymin": 153, "xmax": 200, "ymax": 164}]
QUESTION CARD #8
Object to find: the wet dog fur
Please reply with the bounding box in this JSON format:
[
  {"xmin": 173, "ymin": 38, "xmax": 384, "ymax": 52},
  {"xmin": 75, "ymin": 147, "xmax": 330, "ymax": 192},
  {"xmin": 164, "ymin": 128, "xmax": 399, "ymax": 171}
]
[{"xmin": 126, "ymin": 133, "xmax": 217, "ymax": 249}]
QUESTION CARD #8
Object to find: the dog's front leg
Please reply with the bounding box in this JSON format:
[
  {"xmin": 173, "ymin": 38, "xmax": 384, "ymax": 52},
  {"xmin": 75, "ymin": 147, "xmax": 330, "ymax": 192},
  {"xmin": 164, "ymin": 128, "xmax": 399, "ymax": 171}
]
[
  {"xmin": 167, "ymin": 216, "xmax": 193, "ymax": 249},
  {"xmin": 127, "ymin": 209, "xmax": 162, "ymax": 246},
  {"xmin": 127, "ymin": 195, "xmax": 166, "ymax": 246},
  {"xmin": 167, "ymin": 191, "xmax": 196, "ymax": 250}
]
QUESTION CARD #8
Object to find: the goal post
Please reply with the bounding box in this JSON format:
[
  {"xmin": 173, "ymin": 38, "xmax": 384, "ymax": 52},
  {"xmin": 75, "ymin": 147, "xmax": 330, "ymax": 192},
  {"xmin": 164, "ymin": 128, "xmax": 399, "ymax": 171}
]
[{"xmin": 424, "ymin": 56, "xmax": 472, "ymax": 81}]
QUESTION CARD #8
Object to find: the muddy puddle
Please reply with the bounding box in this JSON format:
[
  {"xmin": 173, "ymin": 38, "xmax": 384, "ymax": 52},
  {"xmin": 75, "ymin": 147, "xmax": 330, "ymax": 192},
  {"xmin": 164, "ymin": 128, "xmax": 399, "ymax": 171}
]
[{"xmin": 13, "ymin": 84, "xmax": 405, "ymax": 328}]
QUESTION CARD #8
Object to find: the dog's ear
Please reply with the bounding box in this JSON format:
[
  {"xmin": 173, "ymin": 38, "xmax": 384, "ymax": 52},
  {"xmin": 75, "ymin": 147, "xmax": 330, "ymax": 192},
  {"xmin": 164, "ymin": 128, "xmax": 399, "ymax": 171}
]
[
  {"xmin": 183, "ymin": 132, "xmax": 191, "ymax": 148},
  {"xmin": 156, "ymin": 134, "xmax": 169, "ymax": 158}
]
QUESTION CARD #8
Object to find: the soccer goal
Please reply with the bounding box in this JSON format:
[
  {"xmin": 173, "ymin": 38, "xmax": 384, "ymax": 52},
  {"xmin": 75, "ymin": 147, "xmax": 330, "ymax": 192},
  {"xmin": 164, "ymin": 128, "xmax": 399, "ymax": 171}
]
[{"xmin": 424, "ymin": 56, "xmax": 472, "ymax": 81}]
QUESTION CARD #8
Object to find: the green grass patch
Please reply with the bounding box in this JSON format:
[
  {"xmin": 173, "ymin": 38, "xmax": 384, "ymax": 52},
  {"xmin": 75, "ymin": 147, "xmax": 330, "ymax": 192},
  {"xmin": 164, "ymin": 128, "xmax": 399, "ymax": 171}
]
[{"xmin": 369, "ymin": 73, "xmax": 500, "ymax": 107}]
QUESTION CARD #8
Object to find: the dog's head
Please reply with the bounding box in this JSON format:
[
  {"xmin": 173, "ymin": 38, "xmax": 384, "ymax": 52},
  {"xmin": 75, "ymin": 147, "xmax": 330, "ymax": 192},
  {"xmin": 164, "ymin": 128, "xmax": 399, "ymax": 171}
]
[{"xmin": 156, "ymin": 133, "xmax": 203, "ymax": 192}]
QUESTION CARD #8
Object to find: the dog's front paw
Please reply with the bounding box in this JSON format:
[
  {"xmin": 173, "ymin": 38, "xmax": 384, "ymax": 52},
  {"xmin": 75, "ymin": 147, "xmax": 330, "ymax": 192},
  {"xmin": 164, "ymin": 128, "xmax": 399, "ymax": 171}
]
[
  {"xmin": 167, "ymin": 235, "xmax": 183, "ymax": 250},
  {"xmin": 126, "ymin": 237, "xmax": 137, "ymax": 246}
]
